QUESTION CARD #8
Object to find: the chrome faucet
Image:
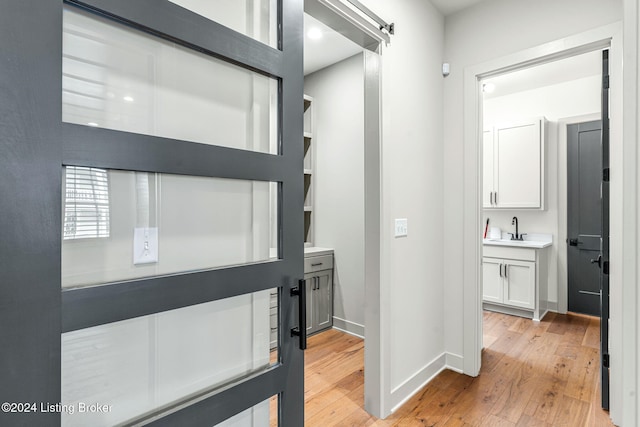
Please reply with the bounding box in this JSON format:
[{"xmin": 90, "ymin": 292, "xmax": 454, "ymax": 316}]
[{"xmin": 510, "ymin": 216, "xmax": 525, "ymax": 241}]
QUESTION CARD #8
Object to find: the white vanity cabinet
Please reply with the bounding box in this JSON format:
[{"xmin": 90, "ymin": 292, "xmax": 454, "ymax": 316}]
[
  {"xmin": 482, "ymin": 244, "xmax": 549, "ymax": 321},
  {"xmin": 483, "ymin": 117, "xmax": 547, "ymax": 210}
]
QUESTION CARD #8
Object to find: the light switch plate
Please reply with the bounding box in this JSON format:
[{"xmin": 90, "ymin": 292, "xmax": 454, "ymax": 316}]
[
  {"xmin": 394, "ymin": 218, "xmax": 408, "ymax": 237},
  {"xmin": 133, "ymin": 227, "xmax": 159, "ymax": 265}
]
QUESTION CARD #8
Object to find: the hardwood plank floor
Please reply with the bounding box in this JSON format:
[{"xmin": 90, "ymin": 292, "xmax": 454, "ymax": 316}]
[{"xmin": 303, "ymin": 312, "xmax": 613, "ymax": 426}]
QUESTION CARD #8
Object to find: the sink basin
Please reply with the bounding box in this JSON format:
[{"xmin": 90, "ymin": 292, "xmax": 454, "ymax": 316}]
[
  {"xmin": 483, "ymin": 238, "xmax": 551, "ymax": 249},
  {"xmin": 487, "ymin": 238, "xmax": 533, "ymax": 245}
]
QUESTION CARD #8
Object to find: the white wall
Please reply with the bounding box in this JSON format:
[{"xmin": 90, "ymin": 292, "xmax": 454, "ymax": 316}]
[
  {"xmin": 482, "ymin": 75, "xmax": 601, "ymax": 307},
  {"xmin": 621, "ymin": 1, "xmax": 639, "ymax": 425},
  {"xmin": 359, "ymin": 0, "xmax": 446, "ymax": 417},
  {"xmin": 304, "ymin": 53, "xmax": 366, "ymax": 337},
  {"xmin": 443, "ymin": 0, "xmax": 622, "ymax": 371}
]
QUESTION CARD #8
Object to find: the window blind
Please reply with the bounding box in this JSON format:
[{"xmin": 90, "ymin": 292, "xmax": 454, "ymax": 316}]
[{"xmin": 64, "ymin": 166, "xmax": 110, "ymax": 240}]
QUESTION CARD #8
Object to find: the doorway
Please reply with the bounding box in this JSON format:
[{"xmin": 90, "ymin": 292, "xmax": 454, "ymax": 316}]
[
  {"xmin": 302, "ymin": 0, "xmax": 385, "ymax": 422},
  {"xmin": 478, "ymin": 47, "xmax": 611, "ymax": 413}
]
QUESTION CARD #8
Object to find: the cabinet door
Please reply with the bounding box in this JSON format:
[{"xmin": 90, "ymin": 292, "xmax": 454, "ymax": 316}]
[
  {"xmin": 314, "ymin": 270, "xmax": 333, "ymax": 332},
  {"xmin": 495, "ymin": 120, "xmax": 541, "ymax": 208},
  {"xmin": 482, "ymin": 258, "xmax": 503, "ymax": 303},
  {"xmin": 304, "ymin": 273, "xmax": 315, "ymax": 335},
  {"xmin": 483, "ymin": 129, "xmax": 495, "ymax": 208},
  {"xmin": 504, "ymin": 260, "xmax": 535, "ymax": 309}
]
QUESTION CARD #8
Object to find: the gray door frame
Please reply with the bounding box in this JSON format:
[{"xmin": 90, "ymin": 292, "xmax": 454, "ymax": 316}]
[{"xmin": 0, "ymin": 0, "xmax": 304, "ymax": 425}]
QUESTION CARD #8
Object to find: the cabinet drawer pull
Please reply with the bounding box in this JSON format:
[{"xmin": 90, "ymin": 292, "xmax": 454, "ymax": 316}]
[
  {"xmin": 499, "ymin": 264, "xmax": 502, "ymax": 277},
  {"xmin": 494, "ymin": 192, "xmax": 498, "ymax": 205},
  {"xmin": 504, "ymin": 264, "xmax": 508, "ymax": 278},
  {"xmin": 311, "ymin": 262, "xmax": 323, "ymax": 267}
]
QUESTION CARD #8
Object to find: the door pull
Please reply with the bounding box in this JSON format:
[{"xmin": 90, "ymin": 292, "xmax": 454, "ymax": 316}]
[
  {"xmin": 579, "ymin": 290, "xmax": 602, "ymax": 296},
  {"xmin": 290, "ymin": 279, "xmax": 307, "ymax": 350},
  {"xmin": 590, "ymin": 254, "xmax": 602, "ymax": 268}
]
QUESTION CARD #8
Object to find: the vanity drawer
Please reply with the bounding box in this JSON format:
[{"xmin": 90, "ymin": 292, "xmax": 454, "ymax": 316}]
[
  {"xmin": 304, "ymin": 254, "xmax": 333, "ymax": 273},
  {"xmin": 483, "ymin": 245, "xmax": 536, "ymax": 261}
]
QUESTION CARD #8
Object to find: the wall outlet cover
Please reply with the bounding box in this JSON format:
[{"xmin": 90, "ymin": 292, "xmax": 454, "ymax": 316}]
[
  {"xmin": 133, "ymin": 227, "xmax": 159, "ymax": 265},
  {"xmin": 394, "ymin": 218, "xmax": 408, "ymax": 237}
]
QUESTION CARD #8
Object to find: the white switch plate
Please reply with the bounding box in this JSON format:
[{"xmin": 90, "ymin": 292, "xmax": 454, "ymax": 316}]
[
  {"xmin": 394, "ymin": 218, "xmax": 408, "ymax": 237},
  {"xmin": 133, "ymin": 227, "xmax": 159, "ymax": 265}
]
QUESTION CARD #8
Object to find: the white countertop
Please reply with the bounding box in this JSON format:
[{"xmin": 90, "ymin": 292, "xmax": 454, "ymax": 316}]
[
  {"xmin": 304, "ymin": 246, "xmax": 334, "ymax": 257},
  {"xmin": 483, "ymin": 233, "xmax": 552, "ymax": 249}
]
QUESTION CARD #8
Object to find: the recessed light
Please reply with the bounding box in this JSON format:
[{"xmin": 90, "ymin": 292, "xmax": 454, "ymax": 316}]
[
  {"xmin": 307, "ymin": 28, "xmax": 323, "ymax": 40},
  {"xmin": 87, "ymin": 122, "xmax": 99, "ymax": 127},
  {"xmin": 482, "ymin": 83, "xmax": 496, "ymax": 94},
  {"xmin": 123, "ymin": 95, "xmax": 134, "ymax": 102}
]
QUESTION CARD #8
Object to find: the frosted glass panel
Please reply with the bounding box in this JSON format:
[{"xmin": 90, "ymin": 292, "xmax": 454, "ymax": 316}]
[
  {"xmin": 169, "ymin": 0, "xmax": 278, "ymax": 48},
  {"xmin": 62, "ymin": 168, "xmax": 279, "ymax": 288},
  {"xmin": 62, "ymin": 6, "xmax": 278, "ymax": 154},
  {"xmin": 215, "ymin": 395, "xmax": 278, "ymax": 427},
  {"xmin": 62, "ymin": 290, "xmax": 278, "ymax": 426}
]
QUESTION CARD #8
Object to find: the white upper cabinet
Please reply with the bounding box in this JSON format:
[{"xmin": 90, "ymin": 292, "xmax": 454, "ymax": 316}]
[
  {"xmin": 482, "ymin": 129, "xmax": 495, "ymax": 208},
  {"xmin": 483, "ymin": 117, "xmax": 546, "ymax": 210}
]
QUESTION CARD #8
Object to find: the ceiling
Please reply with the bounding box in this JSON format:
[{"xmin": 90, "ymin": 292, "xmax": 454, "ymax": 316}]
[
  {"xmin": 303, "ymin": 0, "xmax": 493, "ymax": 75},
  {"xmin": 304, "ymin": 13, "xmax": 362, "ymax": 76},
  {"xmin": 304, "ymin": 2, "xmax": 601, "ymax": 94},
  {"xmin": 429, "ymin": 0, "xmax": 489, "ymax": 16},
  {"xmin": 483, "ymin": 50, "xmax": 603, "ymax": 99}
]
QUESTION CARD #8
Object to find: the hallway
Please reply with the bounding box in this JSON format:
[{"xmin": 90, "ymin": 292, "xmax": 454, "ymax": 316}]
[{"xmin": 304, "ymin": 312, "xmax": 612, "ymax": 426}]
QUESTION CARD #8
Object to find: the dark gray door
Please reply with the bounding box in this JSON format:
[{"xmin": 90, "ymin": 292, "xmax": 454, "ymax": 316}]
[
  {"xmin": 600, "ymin": 49, "xmax": 611, "ymax": 411},
  {"xmin": 0, "ymin": 1, "xmax": 304, "ymax": 426},
  {"xmin": 567, "ymin": 120, "xmax": 602, "ymax": 316},
  {"xmin": 567, "ymin": 49, "xmax": 611, "ymax": 410}
]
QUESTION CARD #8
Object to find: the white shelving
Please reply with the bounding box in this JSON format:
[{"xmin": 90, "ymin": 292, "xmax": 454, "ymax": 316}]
[{"xmin": 304, "ymin": 94, "xmax": 314, "ymax": 247}]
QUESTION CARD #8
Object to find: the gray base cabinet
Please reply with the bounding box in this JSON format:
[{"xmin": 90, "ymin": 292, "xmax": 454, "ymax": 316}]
[{"xmin": 304, "ymin": 251, "xmax": 333, "ymax": 336}]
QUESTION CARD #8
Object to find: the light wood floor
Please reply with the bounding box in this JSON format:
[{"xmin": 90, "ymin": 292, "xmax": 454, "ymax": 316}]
[{"xmin": 303, "ymin": 311, "xmax": 614, "ymax": 426}]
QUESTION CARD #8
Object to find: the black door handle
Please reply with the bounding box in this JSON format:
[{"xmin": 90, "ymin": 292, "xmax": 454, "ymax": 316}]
[
  {"xmin": 290, "ymin": 279, "xmax": 307, "ymax": 350},
  {"xmin": 568, "ymin": 238, "xmax": 579, "ymax": 246},
  {"xmin": 590, "ymin": 254, "xmax": 602, "ymax": 268}
]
